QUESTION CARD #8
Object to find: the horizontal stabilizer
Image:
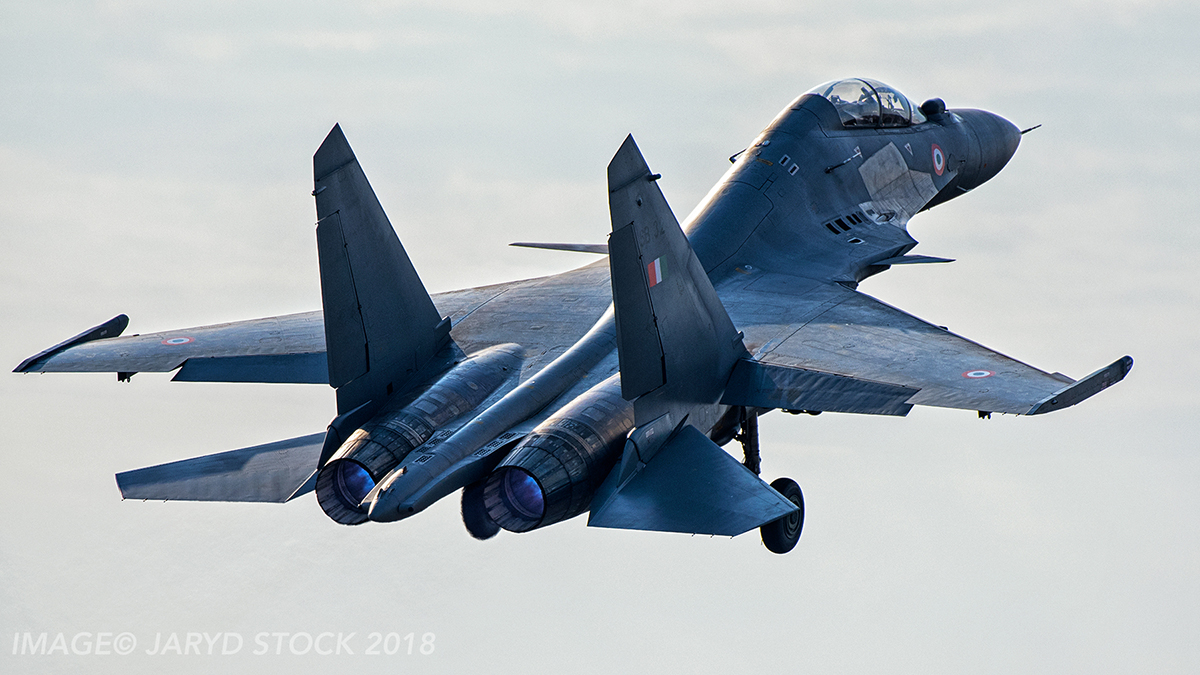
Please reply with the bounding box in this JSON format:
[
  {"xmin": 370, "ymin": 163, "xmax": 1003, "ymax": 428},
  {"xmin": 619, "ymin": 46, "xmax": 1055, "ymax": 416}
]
[
  {"xmin": 722, "ymin": 358, "xmax": 916, "ymax": 416},
  {"xmin": 873, "ymin": 254, "xmax": 955, "ymax": 265},
  {"xmin": 172, "ymin": 353, "xmax": 328, "ymax": 384},
  {"xmin": 1027, "ymin": 355, "xmax": 1132, "ymax": 415},
  {"xmin": 14, "ymin": 315, "xmax": 129, "ymax": 373},
  {"xmin": 509, "ymin": 242, "xmax": 609, "ymax": 254},
  {"xmin": 588, "ymin": 424, "xmax": 798, "ymax": 536},
  {"xmin": 116, "ymin": 433, "xmax": 324, "ymax": 502}
]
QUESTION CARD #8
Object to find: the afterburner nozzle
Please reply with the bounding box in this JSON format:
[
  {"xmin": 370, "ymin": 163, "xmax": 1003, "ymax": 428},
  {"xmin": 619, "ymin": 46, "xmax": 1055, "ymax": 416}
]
[{"xmin": 482, "ymin": 467, "xmax": 546, "ymax": 532}]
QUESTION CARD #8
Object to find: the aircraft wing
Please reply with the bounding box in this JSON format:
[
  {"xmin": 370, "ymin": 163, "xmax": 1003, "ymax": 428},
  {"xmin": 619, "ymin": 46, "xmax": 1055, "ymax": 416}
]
[
  {"xmin": 722, "ymin": 272, "xmax": 1131, "ymax": 416},
  {"xmin": 15, "ymin": 311, "xmax": 329, "ymax": 382},
  {"xmin": 14, "ymin": 263, "xmax": 612, "ymax": 384}
]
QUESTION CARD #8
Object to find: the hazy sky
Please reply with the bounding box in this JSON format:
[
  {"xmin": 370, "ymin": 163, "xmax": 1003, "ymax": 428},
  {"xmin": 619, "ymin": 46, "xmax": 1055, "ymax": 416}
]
[{"xmin": 3, "ymin": 2, "xmax": 1198, "ymax": 673}]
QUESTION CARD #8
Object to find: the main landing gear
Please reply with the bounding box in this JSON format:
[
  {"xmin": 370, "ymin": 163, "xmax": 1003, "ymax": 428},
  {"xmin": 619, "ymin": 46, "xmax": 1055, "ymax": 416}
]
[
  {"xmin": 761, "ymin": 477, "xmax": 805, "ymax": 554},
  {"xmin": 461, "ymin": 480, "xmax": 500, "ymax": 540},
  {"xmin": 736, "ymin": 411, "xmax": 805, "ymax": 554}
]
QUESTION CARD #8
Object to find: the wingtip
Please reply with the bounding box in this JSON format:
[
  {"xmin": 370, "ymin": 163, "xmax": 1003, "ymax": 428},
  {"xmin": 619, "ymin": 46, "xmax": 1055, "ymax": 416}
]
[
  {"xmin": 1026, "ymin": 354, "xmax": 1134, "ymax": 415},
  {"xmin": 14, "ymin": 314, "xmax": 130, "ymax": 373},
  {"xmin": 115, "ymin": 472, "xmax": 131, "ymax": 500}
]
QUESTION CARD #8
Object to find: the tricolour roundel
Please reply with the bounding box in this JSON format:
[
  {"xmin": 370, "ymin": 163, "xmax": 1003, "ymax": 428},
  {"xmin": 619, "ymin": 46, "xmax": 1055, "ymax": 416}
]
[
  {"xmin": 962, "ymin": 370, "xmax": 994, "ymax": 379},
  {"xmin": 931, "ymin": 144, "xmax": 945, "ymax": 176},
  {"xmin": 161, "ymin": 336, "xmax": 195, "ymax": 346}
]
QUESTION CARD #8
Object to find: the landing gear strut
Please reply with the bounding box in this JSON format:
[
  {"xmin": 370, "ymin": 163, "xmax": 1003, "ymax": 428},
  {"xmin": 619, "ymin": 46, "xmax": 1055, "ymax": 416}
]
[
  {"xmin": 735, "ymin": 409, "xmax": 761, "ymax": 475},
  {"xmin": 737, "ymin": 410, "xmax": 806, "ymax": 553}
]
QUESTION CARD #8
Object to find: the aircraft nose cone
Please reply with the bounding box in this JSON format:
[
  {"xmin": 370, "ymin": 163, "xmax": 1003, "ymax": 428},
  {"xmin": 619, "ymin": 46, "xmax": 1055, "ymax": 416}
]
[
  {"xmin": 990, "ymin": 112, "xmax": 1021, "ymax": 167},
  {"xmin": 955, "ymin": 109, "xmax": 1021, "ymax": 190}
]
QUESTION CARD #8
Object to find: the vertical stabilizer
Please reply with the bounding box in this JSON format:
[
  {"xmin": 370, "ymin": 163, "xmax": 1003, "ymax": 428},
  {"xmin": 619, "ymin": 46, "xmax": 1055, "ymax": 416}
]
[
  {"xmin": 314, "ymin": 125, "xmax": 449, "ymax": 413},
  {"xmin": 606, "ymin": 135, "xmax": 745, "ymax": 409}
]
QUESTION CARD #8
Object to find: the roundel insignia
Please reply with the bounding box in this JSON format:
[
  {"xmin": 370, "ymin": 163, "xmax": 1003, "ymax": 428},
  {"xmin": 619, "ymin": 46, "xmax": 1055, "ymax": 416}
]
[
  {"xmin": 161, "ymin": 336, "xmax": 194, "ymax": 345},
  {"xmin": 931, "ymin": 144, "xmax": 946, "ymax": 176},
  {"xmin": 962, "ymin": 370, "xmax": 994, "ymax": 379}
]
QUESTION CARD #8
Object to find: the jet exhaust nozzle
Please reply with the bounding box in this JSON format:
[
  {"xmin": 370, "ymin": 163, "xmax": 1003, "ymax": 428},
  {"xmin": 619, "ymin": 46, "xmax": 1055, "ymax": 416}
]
[
  {"xmin": 315, "ymin": 344, "xmax": 521, "ymax": 524},
  {"xmin": 483, "ymin": 375, "xmax": 632, "ymax": 533}
]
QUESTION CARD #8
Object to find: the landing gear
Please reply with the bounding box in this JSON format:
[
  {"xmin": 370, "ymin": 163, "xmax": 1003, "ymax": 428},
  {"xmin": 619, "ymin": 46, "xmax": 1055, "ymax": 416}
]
[
  {"xmin": 736, "ymin": 410, "xmax": 805, "ymax": 553},
  {"xmin": 761, "ymin": 477, "xmax": 805, "ymax": 554},
  {"xmin": 461, "ymin": 481, "xmax": 500, "ymax": 540},
  {"xmin": 735, "ymin": 409, "xmax": 761, "ymax": 475}
]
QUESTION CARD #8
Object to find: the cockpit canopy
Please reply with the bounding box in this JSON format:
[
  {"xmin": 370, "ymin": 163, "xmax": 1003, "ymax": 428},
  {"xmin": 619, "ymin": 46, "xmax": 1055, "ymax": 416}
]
[{"xmin": 806, "ymin": 78, "xmax": 927, "ymax": 129}]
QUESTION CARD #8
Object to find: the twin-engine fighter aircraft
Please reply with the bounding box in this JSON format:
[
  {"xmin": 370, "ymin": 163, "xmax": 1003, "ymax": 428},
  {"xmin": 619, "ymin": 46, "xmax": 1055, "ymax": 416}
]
[{"xmin": 16, "ymin": 78, "xmax": 1131, "ymax": 553}]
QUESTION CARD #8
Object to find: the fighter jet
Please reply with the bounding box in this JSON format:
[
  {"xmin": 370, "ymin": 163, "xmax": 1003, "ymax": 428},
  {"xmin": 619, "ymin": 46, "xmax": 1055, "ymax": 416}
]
[{"xmin": 15, "ymin": 78, "xmax": 1131, "ymax": 553}]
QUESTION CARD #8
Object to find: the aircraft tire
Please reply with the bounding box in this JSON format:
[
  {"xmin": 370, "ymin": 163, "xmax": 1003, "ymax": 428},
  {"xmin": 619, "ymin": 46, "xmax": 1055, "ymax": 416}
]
[
  {"xmin": 462, "ymin": 481, "xmax": 501, "ymax": 540},
  {"xmin": 761, "ymin": 477, "xmax": 805, "ymax": 554}
]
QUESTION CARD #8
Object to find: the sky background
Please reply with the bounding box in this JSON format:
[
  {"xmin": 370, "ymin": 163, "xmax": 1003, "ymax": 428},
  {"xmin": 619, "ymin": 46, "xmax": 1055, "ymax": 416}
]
[{"xmin": 2, "ymin": 1, "xmax": 1198, "ymax": 673}]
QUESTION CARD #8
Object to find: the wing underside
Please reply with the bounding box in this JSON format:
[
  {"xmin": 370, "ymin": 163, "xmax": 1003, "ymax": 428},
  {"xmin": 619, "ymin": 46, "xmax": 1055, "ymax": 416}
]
[
  {"xmin": 116, "ymin": 433, "xmax": 325, "ymax": 502},
  {"xmin": 16, "ymin": 253, "xmax": 1124, "ymax": 417},
  {"xmin": 723, "ymin": 272, "xmax": 1130, "ymax": 415}
]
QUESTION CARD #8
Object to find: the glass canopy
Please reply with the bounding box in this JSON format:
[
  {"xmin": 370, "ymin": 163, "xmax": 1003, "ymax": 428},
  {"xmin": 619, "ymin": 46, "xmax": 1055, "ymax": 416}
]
[{"xmin": 806, "ymin": 78, "xmax": 927, "ymax": 128}]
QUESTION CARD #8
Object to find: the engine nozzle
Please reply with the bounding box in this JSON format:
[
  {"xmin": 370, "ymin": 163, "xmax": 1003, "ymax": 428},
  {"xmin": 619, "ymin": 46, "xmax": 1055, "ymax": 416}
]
[
  {"xmin": 483, "ymin": 374, "xmax": 631, "ymax": 533},
  {"xmin": 315, "ymin": 343, "xmax": 521, "ymax": 525}
]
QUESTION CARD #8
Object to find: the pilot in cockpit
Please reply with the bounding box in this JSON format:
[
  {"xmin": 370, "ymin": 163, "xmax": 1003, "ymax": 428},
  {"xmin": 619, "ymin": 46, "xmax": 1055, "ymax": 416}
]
[{"xmin": 809, "ymin": 78, "xmax": 925, "ymax": 129}]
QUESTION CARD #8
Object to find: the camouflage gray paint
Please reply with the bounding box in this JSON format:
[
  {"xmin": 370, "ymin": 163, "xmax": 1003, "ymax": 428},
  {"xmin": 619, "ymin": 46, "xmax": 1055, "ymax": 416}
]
[{"xmin": 15, "ymin": 78, "xmax": 1130, "ymax": 553}]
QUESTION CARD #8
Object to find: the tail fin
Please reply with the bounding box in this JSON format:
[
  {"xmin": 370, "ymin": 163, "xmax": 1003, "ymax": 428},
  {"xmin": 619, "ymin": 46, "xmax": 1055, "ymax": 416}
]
[
  {"xmin": 314, "ymin": 125, "xmax": 450, "ymax": 413},
  {"xmin": 594, "ymin": 137, "xmax": 789, "ymax": 540},
  {"xmin": 606, "ymin": 135, "xmax": 744, "ymax": 409}
]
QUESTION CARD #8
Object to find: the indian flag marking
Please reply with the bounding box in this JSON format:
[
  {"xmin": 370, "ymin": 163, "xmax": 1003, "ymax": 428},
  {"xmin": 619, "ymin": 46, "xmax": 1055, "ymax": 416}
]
[{"xmin": 647, "ymin": 257, "xmax": 665, "ymax": 287}]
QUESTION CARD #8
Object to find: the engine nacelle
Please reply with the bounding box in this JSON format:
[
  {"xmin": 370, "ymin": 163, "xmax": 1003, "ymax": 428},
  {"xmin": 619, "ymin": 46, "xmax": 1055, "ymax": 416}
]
[
  {"xmin": 483, "ymin": 374, "xmax": 632, "ymax": 533},
  {"xmin": 316, "ymin": 344, "xmax": 520, "ymax": 524}
]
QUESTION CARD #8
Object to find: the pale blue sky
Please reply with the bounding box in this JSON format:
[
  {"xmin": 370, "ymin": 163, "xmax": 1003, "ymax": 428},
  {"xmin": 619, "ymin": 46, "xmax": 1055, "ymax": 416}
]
[{"xmin": 2, "ymin": 2, "xmax": 1198, "ymax": 673}]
